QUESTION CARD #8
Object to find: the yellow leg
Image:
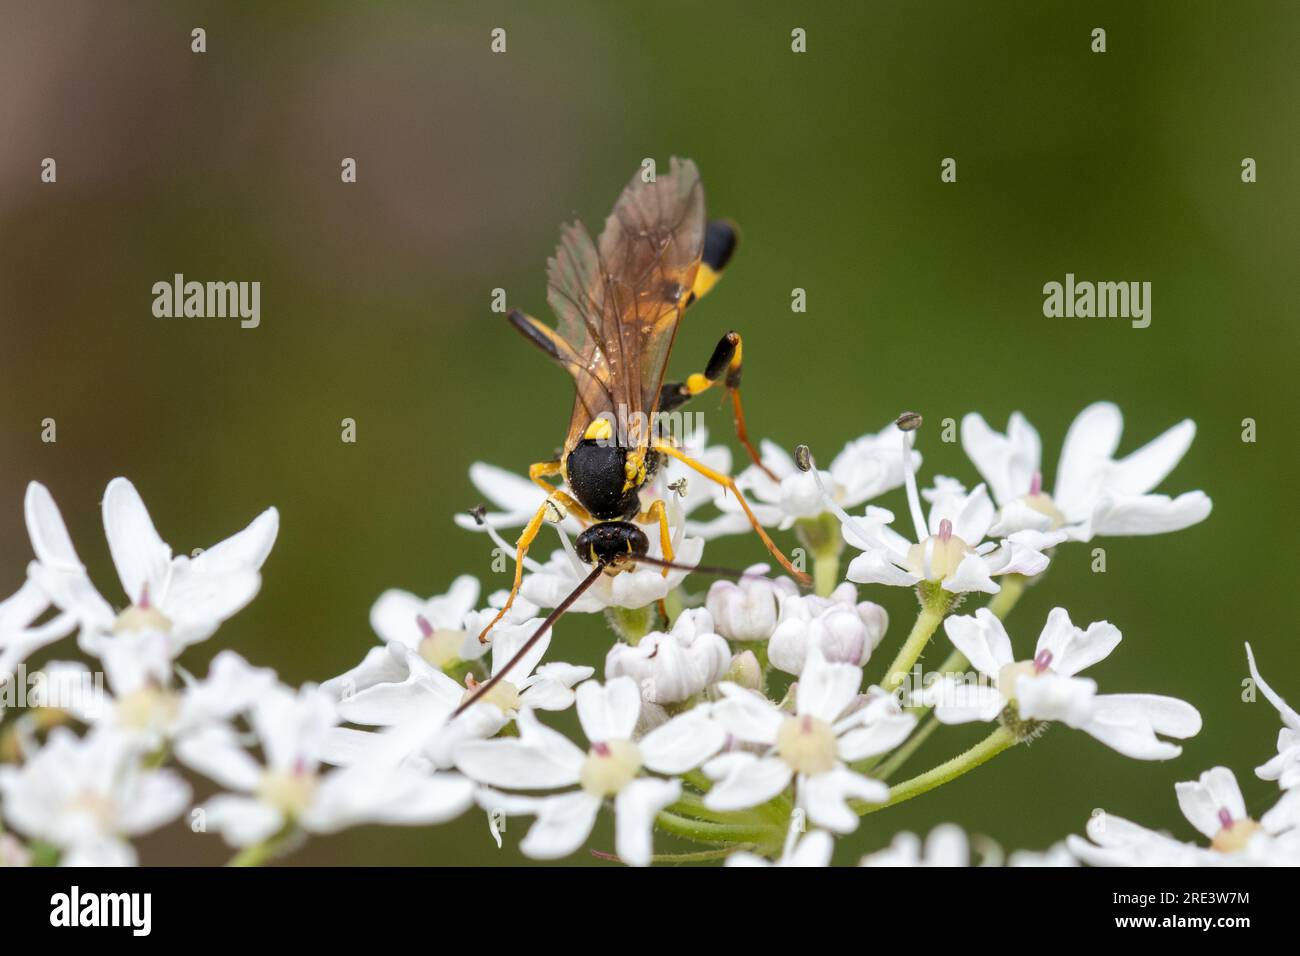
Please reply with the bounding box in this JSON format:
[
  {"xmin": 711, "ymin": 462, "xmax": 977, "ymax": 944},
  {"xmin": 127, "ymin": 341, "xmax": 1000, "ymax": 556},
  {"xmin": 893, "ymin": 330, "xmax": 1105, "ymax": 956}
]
[
  {"xmin": 477, "ymin": 500, "xmax": 548, "ymax": 644},
  {"xmin": 637, "ymin": 499, "xmax": 674, "ymax": 576},
  {"xmin": 529, "ymin": 460, "xmax": 561, "ymax": 495},
  {"xmin": 654, "ymin": 442, "xmax": 811, "ymax": 586}
]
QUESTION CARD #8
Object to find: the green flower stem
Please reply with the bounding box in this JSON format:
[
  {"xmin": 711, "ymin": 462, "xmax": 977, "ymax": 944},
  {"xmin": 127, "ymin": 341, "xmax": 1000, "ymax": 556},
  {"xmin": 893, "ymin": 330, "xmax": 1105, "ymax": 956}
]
[
  {"xmin": 856, "ymin": 726, "xmax": 1018, "ymax": 816},
  {"xmin": 879, "ymin": 586, "xmax": 953, "ymax": 693},
  {"xmin": 655, "ymin": 810, "xmax": 783, "ymax": 848},
  {"xmin": 605, "ymin": 605, "xmax": 657, "ymax": 645},
  {"xmin": 645, "ymin": 844, "xmax": 756, "ymax": 864}
]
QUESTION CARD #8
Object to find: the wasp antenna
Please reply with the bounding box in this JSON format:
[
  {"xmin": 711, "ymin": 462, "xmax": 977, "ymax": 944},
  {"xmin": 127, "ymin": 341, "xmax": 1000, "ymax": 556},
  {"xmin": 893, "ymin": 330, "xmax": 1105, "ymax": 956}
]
[
  {"xmin": 453, "ymin": 563, "xmax": 604, "ymax": 718},
  {"xmin": 629, "ymin": 553, "xmax": 777, "ymax": 583}
]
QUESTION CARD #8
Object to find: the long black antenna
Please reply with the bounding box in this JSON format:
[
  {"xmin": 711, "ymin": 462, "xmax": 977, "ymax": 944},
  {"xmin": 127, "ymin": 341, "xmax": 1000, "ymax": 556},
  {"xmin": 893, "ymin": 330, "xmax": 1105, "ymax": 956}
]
[{"xmin": 453, "ymin": 563, "xmax": 604, "ymax": 717}]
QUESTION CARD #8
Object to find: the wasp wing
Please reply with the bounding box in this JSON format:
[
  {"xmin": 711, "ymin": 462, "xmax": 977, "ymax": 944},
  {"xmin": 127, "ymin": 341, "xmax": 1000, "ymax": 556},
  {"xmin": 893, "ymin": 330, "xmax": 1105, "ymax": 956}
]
[{"xmin": 545, "ymin": 158, "xmax": 706, "ymax": 452}]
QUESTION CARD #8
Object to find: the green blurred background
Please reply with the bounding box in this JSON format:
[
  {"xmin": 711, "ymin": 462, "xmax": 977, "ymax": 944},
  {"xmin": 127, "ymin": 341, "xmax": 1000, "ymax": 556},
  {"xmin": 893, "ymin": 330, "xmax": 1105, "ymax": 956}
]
[{"xmin": 1, "ymin": 1, "xmax": 1296, "ymax": 865}]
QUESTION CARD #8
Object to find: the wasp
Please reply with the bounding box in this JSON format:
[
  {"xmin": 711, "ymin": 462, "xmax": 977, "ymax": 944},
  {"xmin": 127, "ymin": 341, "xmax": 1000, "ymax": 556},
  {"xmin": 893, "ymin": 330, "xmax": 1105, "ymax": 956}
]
[{"xmin": 458, "ymin": 159, "xmax": 809, "ymax": 715}]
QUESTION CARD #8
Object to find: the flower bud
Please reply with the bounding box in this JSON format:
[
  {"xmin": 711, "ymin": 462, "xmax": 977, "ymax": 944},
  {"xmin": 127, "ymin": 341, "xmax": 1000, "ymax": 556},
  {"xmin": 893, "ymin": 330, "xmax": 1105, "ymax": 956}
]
[
  {"xmin": 605, "ymin": 608, "xmax": 730, "ymax": 704},
  {"xmin": 725, "ymin": 649, "xmax": 764, "ymax": 691},
  {"xmin": 706, "ymin": 565, "xmax": 799, "ymax": 643},
  {"xmin": 769, "ymin": 591, "xmax": 888, "ymax": 676}
]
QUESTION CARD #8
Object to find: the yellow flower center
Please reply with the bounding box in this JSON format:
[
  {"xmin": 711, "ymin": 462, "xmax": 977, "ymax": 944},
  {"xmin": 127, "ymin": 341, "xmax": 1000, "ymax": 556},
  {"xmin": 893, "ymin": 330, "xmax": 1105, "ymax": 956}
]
[
  {"xmin": 904, "ymin": 532, "xmax": 973, "ymax": 581},
  {"xmin": 113, "ymin": 604, "xmax": 172, "ymax": 635},
  {"xmin": 1211, "ymin": 817, "xmax": 1263, "ymax": 854},
  {"xmin": 419, "ymin": 628, "xmax": 469, "ymax": 670},
  {"xmin": 775, "ymin": 714, "xmax": 838, "ymax": 776},
  {"xmin": 1022, "ymin": 492, "xmax": 1067, "ymax": 529},
  {"xmin": 460, "ymin": 679, "xmax": 521, "ymax": 714},
  {"xmin": 579, "ymin": 740, "xmax": 642, "ymax": 797},
  {"xmin": 256, "ymin": 769, "xmax": 319, "ymax": 817},
  {"xmin": 116, "ymin": 686, "xmax": 179, "ymax": 731}
]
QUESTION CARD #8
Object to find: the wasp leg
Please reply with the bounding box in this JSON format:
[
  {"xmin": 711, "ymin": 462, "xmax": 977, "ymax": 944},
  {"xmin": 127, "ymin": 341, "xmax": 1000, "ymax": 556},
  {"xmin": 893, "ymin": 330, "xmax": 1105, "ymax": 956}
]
[
  {"xmin": 476, "ymin": 490, "xmax": 588, "ymax": 647},
  {"xmin": 659, "ymin": 330, "xmax": 777, "ymax": 482},
  {"xmin": 636, "ymin": 499, "xmax": 674, "ymax": 576},
  {"xmin": 529, "ymin": 460, "xmax": 563, "ymax": 495},
  {"xmin": 653, "ymin": 442, "xmax": 811, "ymax": 586}
]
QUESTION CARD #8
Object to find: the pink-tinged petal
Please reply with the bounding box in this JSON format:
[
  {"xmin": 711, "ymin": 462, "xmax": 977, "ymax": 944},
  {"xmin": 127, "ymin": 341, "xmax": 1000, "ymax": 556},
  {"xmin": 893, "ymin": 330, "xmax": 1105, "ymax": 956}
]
[
  {"xmin": 640, "ymin": 707, "xmax": 726, "ymax": 774},
  {"xmin": 1033, "ymin": 608, "xmax": 1121, "ymax": 677},
  {"xmin": 942, "ymin": 610, "xmax": 1013, "ymax": 677},
  {"xmin": 1108, "ymin": 418, "xmax": 1196, "ymax": 497},
  {"xmin": 1090, "ymin": 491, "xmax": 1212, "ymax": 537},
  {"xmin": 703, "ymin": 754, "xmax": 793, "ymax": 811},
  {"xmin": 614, "ymin": 777, "xmax": 680, "ymax": 866},
  {"xmin": 101, "ymin": 477, "xmax": 172, "ymax": 604},
  {"xmin": 800, "ymin": 767, "xmax": 886, "ymax": 832},
  {"xmin": 1175, "ymin": 767, "xmax": 1246, "ymax": 840},
  {"xmin": 1054, "ymin": 402, "xmax": 1123, "ymax": 515}
]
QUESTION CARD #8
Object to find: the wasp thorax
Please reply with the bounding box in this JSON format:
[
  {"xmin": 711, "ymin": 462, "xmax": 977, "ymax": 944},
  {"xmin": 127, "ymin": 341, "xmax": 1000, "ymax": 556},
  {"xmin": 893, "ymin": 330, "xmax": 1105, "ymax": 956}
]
[
  {"xmin": 775, "ymin": 714, "xmax": 838, "ymax": 776},
  {"xmin": 579, "ymin": 739, "xmax": 642, "ymax": 797},
  {"xmin": 903, "ymin": 519, "xmax": 972, "ymax": 581}
]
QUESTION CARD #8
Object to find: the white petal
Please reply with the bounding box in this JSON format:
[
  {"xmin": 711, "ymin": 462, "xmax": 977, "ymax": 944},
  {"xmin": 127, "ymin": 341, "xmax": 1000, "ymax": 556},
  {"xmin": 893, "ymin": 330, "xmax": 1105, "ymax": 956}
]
[
  {"xmin": 516, "ymin": 792, "xmax": 601, "ymax": 860},
  {"xmin": 192, "ymin": 507, "xmax": 279, "ymax": 574},
  {"xmin": 1175, "ymin": 766, "xmax": 1246, "ymax": 840},
  {"xmin": 942, "ymin": 609, "xmax": 1013, "ymax": 677},
  {"xmin": 1081, "ymin": 693, "xmax": 1201, "ymax": 760},
  {"xmin": 924, "ymin": 676, "xmax": 1005, "ymax": 724},
  {"xmin": 795, "ymin": 648, "xmax": 862, "ymax": 723},
  {"xmin": 1034, "ymin": 608, "xmax": 1121, "ymax": 677},
  {"xmin": 175, "ymin": 723, "xmax": 264, "ymax": 791},
  {"xmin": 800, "ymin": 767, "xmax": 886, "ymax": 833},
  {"xmin": 711, "ymin": 684, "xmax": 783, "ymax": 745},
  {"xmin": 703, "ymin": 753, "xmax": 793, "ymax": 811},
  {"xmin": 1245, "ymin": 642, "xmax": 1300, "ymax": 730},
  {"xmin": 101, "ymin": 477, "xmax": 172, "ymax": 604},
  {"xmin": 1108, "ymin": 418, "xmax": 1196, "ymax": 496},
  {"xmin": 1016, "ymin": 673, "xmax": 1097, "ymax": 727},
  {"xmin": 614, "ymin": 777, "xmax": 680, "ymax": 866},
  {"xmin": 1090, "ymin": 491, "xmax": 1212, "ymax": 537},
  {"xmin": 640, "ymin": 707, "xmax": 726, "ymax": 774},
  {"xmin": 941, "ymin": 553, "xmax": 1000, "ymax": 595},
  {"xmin": 576, "ymin": 677, "xmax": 641, "ymax": 743},
  {"xmin": 1054, "ymin": 402, "xmax": 1123, "ymax": 515},
  {"xmin": 453, "ymin": 707, "xmax": 583, "ymax": 788},
  {"xmin": 960, "ymin": 412, "xmax": 1041, "ymax": 508},
  {"xmin": 202, "ymin": 794, "xmax": 284, "ymax": 848},
  {"xmin": 837, "ymin": 712, "xmax": 917, "ymax": 761},
  {"xmin": 846, "ymin": 550, "xmax": 921, "ymax": 588}
]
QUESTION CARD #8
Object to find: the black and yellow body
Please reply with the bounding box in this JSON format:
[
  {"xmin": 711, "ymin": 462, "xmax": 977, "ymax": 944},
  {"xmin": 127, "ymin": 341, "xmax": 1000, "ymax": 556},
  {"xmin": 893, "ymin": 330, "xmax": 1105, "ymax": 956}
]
[{"xmin": 472, "ymin": 158, "xmax": 809, "ymax": 649}]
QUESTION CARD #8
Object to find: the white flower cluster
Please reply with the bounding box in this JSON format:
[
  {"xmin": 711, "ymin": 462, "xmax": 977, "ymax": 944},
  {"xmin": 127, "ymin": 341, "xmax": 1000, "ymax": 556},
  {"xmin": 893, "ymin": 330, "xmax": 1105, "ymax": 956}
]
[{"xmin": 1, "ymin": 403, "xmax": 1288, "ymax": 868}]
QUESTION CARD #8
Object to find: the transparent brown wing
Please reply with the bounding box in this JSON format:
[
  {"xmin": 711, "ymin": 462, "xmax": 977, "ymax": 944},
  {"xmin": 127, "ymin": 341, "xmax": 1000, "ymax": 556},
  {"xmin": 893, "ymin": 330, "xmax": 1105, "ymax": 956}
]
[{"xmin": 546, "ymin": 158, "xmax": 706, "ymax": 452}]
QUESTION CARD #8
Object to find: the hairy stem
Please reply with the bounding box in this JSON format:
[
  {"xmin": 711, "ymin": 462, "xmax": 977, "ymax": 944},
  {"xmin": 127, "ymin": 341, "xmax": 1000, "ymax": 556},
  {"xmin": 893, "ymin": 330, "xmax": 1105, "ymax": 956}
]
[
  {"xmin": 880, "ymin": 585, "xmax": 952, "ymax": 693},
  {"xmin": 856, "ymin": 726, "xmax": 1018, "ymax": 815}
]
